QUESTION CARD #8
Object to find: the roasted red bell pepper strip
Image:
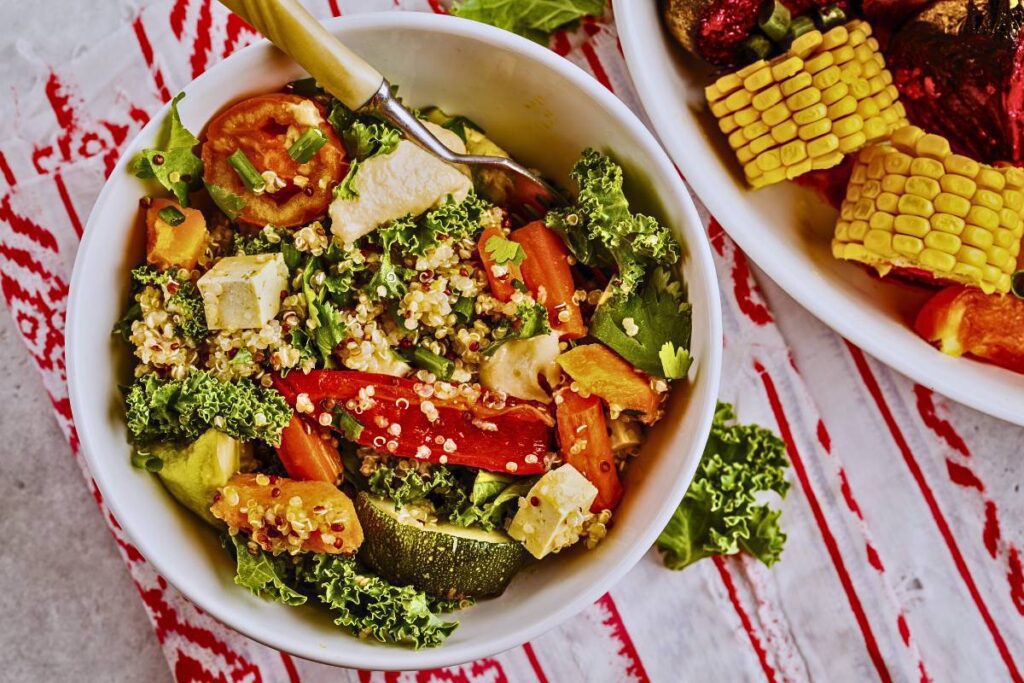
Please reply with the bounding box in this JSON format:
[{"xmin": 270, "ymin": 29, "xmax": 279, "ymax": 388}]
[
  {"xmin": 555, "ymin": 388, "xmax": 623, "ymax": 511},
  {"xmin": 273, "ymin": 371, "xmax": 554, "ymax": 475},
  {"xmin": 511, "ymin": 221, "xmax": 586, "ymax": 339},
  {"xmin": 915, "ymin": 285, "xmax": 1024, "ymax": 373},
  {"xmin": 276, "ymin": 414, "xmax": 343, "ymax": 484},
  {"xmin": 477, "ymin": 226, "xmax": 524, "ymax": 302}
]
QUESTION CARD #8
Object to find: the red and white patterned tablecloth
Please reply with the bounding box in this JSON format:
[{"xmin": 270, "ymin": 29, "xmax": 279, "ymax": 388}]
[{"xmin": 2, "ymin": 1, "xmax": 1022, "ymax": 681}]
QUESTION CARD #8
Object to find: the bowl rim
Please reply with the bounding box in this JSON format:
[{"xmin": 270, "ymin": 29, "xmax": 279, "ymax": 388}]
[
  {"xmin": 614, "ymin": 0, "xmax": 1024, "ymax": 427},
  {"xmin": 66, "ymin": 11, "xmax": 723, "ymax": 670}
]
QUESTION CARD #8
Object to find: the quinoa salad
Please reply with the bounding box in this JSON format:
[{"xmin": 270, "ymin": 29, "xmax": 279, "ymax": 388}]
[{"xmin": 116, "ymin": 79, "xmax": 694, "ymax": 648}]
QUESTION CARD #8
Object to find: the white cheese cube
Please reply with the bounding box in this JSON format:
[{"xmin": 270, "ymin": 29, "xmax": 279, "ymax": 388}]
[
  {"xmin": 480, "ymin": 332, "xmax": 561, "ymax": 403},
  {"xmin": 329, "ymin": 122, "xmax": 473, "ymax": 244},
  {"xmin": 508, "ymin": 464, "xmax": 598, "ymax": 559},
  {"xmin": 197, "ymin": 253, "xmax": 289, "ymax": 330}
]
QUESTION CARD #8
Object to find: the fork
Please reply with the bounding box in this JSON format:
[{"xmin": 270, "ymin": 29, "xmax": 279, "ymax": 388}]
[{"xmin": 218, "ymin": 0, "xmax": 566, "ymax": 225}]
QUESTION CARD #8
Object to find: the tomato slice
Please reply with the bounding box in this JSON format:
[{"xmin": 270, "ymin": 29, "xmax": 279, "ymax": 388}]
[{"xmin": 201, "ymin": 93, "xmax": 346, "ymax": 227}]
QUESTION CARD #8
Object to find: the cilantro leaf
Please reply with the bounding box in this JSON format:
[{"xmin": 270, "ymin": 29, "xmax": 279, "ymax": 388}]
[
  {"xmin": 132, "ymin": 93, "xmax": 203, "ymax": 206},
  {"xmin": 452, "ymin": 0, "xmax": 605, "ymax": 42},
  {"xmin": 659, "ymin": 341, "xmax": 692, "ymax": 380},
  {"xmin": 301, "ymin": 555, "xmax": 459, "ymax": 649},
  {"xmin": 485, "ymin": 234, "xmax": 526, "ymax": 265},
  {"xmin": 657, "ymin": 403, "xmax": 790, "ymax": 570},
  {"xmin": 589, "ymin": 267, "xmax": 690, "ymax": 378},
  {"xmin": 228, "ymin": 535, "xmax": 306, "ymax": 606}
]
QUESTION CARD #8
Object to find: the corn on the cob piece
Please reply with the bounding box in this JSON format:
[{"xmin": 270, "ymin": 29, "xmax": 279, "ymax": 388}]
[
  {"xmin": 705, "ymin": 20, "xmax": 907, "ymax": 189},
  {"xmin": 832, "ymin": 125, "xmax": 1024, "ymax": 294}
]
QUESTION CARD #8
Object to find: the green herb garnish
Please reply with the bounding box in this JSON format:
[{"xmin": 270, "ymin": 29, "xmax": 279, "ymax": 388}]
[
  {"xmin": 157, "ymin": 205, "xmax": 186, "ymax": 227},
  {"xmin": 228, "ymin": 149, "xmax": 266, "ymax": 193},
  {"xmin": 287, "ymin": 127, "xmax": 328, "ymax": 163}
]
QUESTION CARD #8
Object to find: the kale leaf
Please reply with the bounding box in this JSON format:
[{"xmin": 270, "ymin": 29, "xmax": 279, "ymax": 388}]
[
  {"xmin": 228, "ymin": 535, "xmax": 306, "ymax": 606},
  {"xmin": 656, "ymin": 403, "xmax": 790, "ymax": 571}
]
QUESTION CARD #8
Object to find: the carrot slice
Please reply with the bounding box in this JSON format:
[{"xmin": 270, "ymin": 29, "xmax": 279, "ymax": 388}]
[
  {"xmin": 511, "ymin": 221, "xmax": 585, "ymax": 339},
  {"xmin": 557, "ymin": 344, "xmax": 661, "ymax": 423},
  {"xmin": 145, "ymin": 198, "xmax": 208, "ymax": 271},
  {"xmin": 555, "ymin": 388, "xmax": 622, "ymax": 511},
  {"xmin": 276, "ymin": 414, "xmax": 343, "ymax": 484},
  {"xmin": 477, "ymin": 226, "xmax": 524, "ymax": 302}
]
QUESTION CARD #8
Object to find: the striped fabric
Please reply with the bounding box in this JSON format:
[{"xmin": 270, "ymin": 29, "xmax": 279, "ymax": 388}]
[{"xmin": 1, "ymin": 1, "xmax": 1021, "ymax": 681}]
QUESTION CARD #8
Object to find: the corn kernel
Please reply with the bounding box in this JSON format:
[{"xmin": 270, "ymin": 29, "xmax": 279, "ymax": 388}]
[
  {"xmin": 866, "ymin": 37, "xmax": 880, "ymax": 51},
  {"xmin": 862, "ymin": 180, "xmax": 882, "ymax": 199},
  {"xmin": 743, "ymin": 66, "xmax": 774, "ymax": 93},
  {"xmin": 906, "ymin": 176, "xmax": 941, "ymax": 200},
  {"xmin": 853, "ymin": 198, "xmax": 875, "ymax": 220},
  {"xmin": 864, "ymin": 229, "xmax": 893, "ymax": 254},
  {"xmin": 821, "ymin": 26, "xmax": 850, "ymax": 50},
  {"xmin": 967, "ymin": 205, "xmax": 999, "ymax": 230},
  {"xmin": 839, "ymin": 61, "xmax": 863, "ymax": 84},
  {"xmin": 894, "ymin": 214, "xmax": 930, "ymax": 237},
  {"xmin": 848, "ymin": 26, "xmax": 867, "ymax": 46},
  {"xmin": 839, "ymin": 131, "xmax": 868, "ymax": 154},
  {"xmin": 994, "ymin": 227, "xmax": 1017, "ymax": 248},
  {"xmin": 719, "ymin": 115, "xmax": 740, "ymax": 134},
  {"xmin": 869, "ymin": 211, "xmax": 895, "ymax": 231},
  {"xmin": 849, "ymin": 77, "xmax": 871, "ymax": 100},
  {"xmin": 786, "ymin": 87, "xmax": 822, "ymax": 111},
  {"xmin": 974, "ymin": 189, "xmax": 1003, "ymax": 212},
  {"xmin": 735, "ymin": 106, "xmax": 761, "ymax": 127},
  {"xmin": 808, "ymin": 134, "xmax": 841, "ymax": 159},
  {"xmin": 935, "ymin": 191, "xmax": 972, "ymax": 216},
  {"xmin": 848, "ymin": 220, "xmax": 868, "ymax": 240},
  {"xmin": 857, "ymin": 98, "xmax": 881, "ymax": 120},
  {"xmin": 736, "ymin": 61, "xmax": 768, "ymax": 79},
  {"xmin": 919, "ymin": 248, "xmax": 956, "ymax": 272},
  {"xmin": 1004, "ymin": 167, "xmax": 1024, "ymax": 189},
  {"xmin": 821, "ymin": 82, "xmax": 850, "ymax": 106},
  {"xmin": 862, "ymin": 116, "xmax": 890, "ymax": 141},
  {"xmin": 847, "ymin": 183, "xmax": 862, "ymax": 202},
  {"xmin": 744, "ymin": 161, "xmax": 763, "ymax": 179},
  {"xmin": 780, "ymin": 140, "xmax": 808, "ymax": 166},
  {"xmin": 983, "ymin": 264, "xmax": 1002, "ymax": 284},
  {"xmin": 737, "ymin": 145, "xmax": 757, "ymax": 165},
  {"xmin": 851, "ymin": 163, "xmax": 868, "ymax": 184},
  {"xmin": 1000, "ymin": 208, "xmax": 1020, "ymax": 230},
  {"xmin": 751, "ymin": 167, "xmax": 787, "ymax": 187},
  {"xmin": 771, "ymin": 120, "xmax": 798, "ymax": 144},
  {"xmin": 790, "ymin": 30, "xmax": 824, "ymax": 58},
  {"xmin": 987, "ymin": 245, "xmax": 1011, "ymax": 269},
  {"xmin": 812, "ymin": 151, "xmax": 845, "ymax": 170},
  {"xmin": 883, "ymin": 153, "xmax": 913, "ymax": 176},
  {"xmin": 750, "ymin": 133, "xmax": 776, "ymax": 155},
  {"xmin": 781, "ymin": 72, "xmax": 814, "ymax": 97},
  {"xmin": 893, "ymin": 235, "xmax": 924, "ymax": 256},
  {"xmin": 832, "ymin": 241, "xmax": 846, "ymax": 258},
  {"xmin": 876, "ymin": 192, "xmax": 899, "ymax": 213},
  {"xmin": 798, "ymin": 118, "xmax": 832, "ymax": 141},
  {"xmin": 958, "ymin": 245, "xmax": 987, "ymax": 267},
  {"xmin": 910, "ymin": 158, "xmax": 945, "ymax": 180},
  {"xmin": 835, "ymin": 220, "xmax": 850, "ymax": 241},
  {"xmin": 786, "ymin": 158, "xmax": 814, "ymax": 179},
  {"xmin": 931, "ymin": 213, "xmax": 965, "ymax": 235},
  {"xmin": 841, "ymin": 203, "xmax": 855, "ymax": 221},
  {"xmin": 962, "ymin": 225, "xmax": 994, "ymax": 249},
  {"xmin": 831, "ymin": 45, "xmax": 856, "ymax": 65},
  {"xmin": 873, "ymin": 87, "xmax": 893, "ymax": 109},
  {"xmin": 827, "ymin": 95, "xmax": 858, "ymax": 120},
  {"xmin": 952, "ymin": 263, "xmax": 983, "ymax": 281},
  {"xmin": 862, "ymin": 59, "xmax": 882, "ymax": 80},
  {"xmin": 998, "ymin": 273, "xmax": 1012, "ymax": 291},
  {"xmin": 725, "ymin": 89, "xmax": 753, "ymax": 112},
  {"xmin": 1003, "ymin": 189, "xmax": 1023, "ymax": 212},
  {"xmin": 843, "ymin": 242, "xmax": 870, "ymax": 260},
  {"xmin": 772, "ymin": 56, "xmax": 804, "ymax": 81},
  {"xmin": 814, "ymin": 66, "xmax": 842, "ymax": 90},
  {"xmin": 898, "ymin": 194, "xmax": 934, "ymax": 218},
  {"xmin": 710, "ymin": 100, "xmax": 731, "ymax": 118},
  {"xmin": 882, "ymin": 174, "xmax": 907, "ymax": 194},
  {"xmin": 832, "ymin": 114, "xmax": 864, "ymax": 138},
  {"xmin": 762, "ymin": 103, "xmax": 791, "ymax": 127},
  {"xmin": 728, "ymin": 129, "xmax": 747, "ymax": 150},
  {"xmin": 743, "ymin": 120, "xmax": 771, "ymax": 141},
  {"xmin": 891, "ymin": 126, "xmax": 925, "ymax": 153},
  {"xmin": 794, "ymin": 103, "xmax": 828, "ymax": 125},
  {"xmin": 924, "ymin": 231, "xmax": 961, "ymax": 254},
  {"xmin": 805, "ymin": 52, "xmax": 834, "ymax": 74},
  {"xmin": 713, "ymin": 73, "xmax": 743, "ymax": 99},
  {"xmin": 975, "ymin": 169, "xmax": 1006, "ymax": 193},
  {"xmin": 705, "ymin": 83, "xmax": 724, "ymax": 103},
  {"xmin": 752, "ymin": 85, "xmax": 783, "ymax": 112},
  {"xmin": 756, "ymin": 150, "xmax": 782, "ymax": 171},
  {"xmin": 867, "ymin": 156, "xmax": 887, "ymax": 180}
]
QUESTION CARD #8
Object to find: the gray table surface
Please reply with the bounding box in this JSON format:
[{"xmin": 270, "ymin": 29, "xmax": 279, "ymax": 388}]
[{"xmin": 0, "ymin": 311, "xmax": 169, "ymax": 683}]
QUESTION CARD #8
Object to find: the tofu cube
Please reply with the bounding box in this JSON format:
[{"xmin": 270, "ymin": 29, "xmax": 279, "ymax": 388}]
[
  {"xmin": 197, "ymin": 253, "xmax": 289, "ymax": 330},
  {"xmin": 329, "ymin": 122, "xmax": 473, "ymax": 244},
  {"xmin": 508, "ymin": 464, "xmax": 598, "ymax": 559}
]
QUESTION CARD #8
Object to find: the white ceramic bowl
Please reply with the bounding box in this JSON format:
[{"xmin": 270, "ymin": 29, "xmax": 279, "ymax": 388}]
[
  {"xmin": 67, "ymin": 13, "xmax": 722, "ymax": 670},
  {"xmin": 615, "ymin": 2, "xmax": 1024, "ymax": 425}
]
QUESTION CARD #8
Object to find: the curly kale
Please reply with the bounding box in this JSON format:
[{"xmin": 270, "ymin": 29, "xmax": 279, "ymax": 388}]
[
  {"xmin": 302, "ymin": 554, "xmax": 459, "ymax": 649},
  {"xmin": 227, "ymin": 535, "xmax": 306, "ymax": 607},
  {"xmin": 125, "ymin": 370, "xmax": 292, "ymax": 446},
  {"xmin": 657, "ymin": 403, "xmax": 790, "ymax": 570},
  {"xmin": 547, "ymin": 148, "xmax": 679, "ymax": 295},
  {"xmin": 368, "ymin": 463, "xmax": 460, "ymax": 508},
  {"xmin": 127, "ymin": 266, "xmax": 208, "ymax": 343}
]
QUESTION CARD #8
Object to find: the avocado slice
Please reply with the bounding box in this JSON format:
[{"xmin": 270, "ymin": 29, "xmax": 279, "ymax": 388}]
[
  {"xmin": 147, "ymin": 429, "xmax": 245, "ymax": 526},
  {"xmin": 355, "ymin": 492, "xmax": 529, "ymax": 599}
]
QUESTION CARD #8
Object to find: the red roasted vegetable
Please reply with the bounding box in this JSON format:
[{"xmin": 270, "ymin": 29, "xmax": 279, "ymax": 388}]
[
  {"xmin": 915, "ymin": 286, "xmax": 1024, "ymax": 374},
  {"xmin": 555, "ymin": 388, "xmax": 622, "ymax": 512},
  {"xmin": 511, "ymin": 221, "xmax": 586, "ymax": 339},
  {"xmin": 276, "ymin": 414, "xmax": 343, "ymax": 484},
  {"xmin": 477, "ymin": 226, "xmax": 524, "ymax": 302},
  {"xmin": 274, "ymin": 371, "xmax": 554, "ymax": 475}
]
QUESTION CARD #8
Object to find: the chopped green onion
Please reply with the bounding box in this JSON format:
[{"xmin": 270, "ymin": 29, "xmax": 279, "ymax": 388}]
[
  {"xmin": 1012, "ymin": 270, "xmax": 1024, "ymax": 299},
  {"xmin": 743, "ymin": 34, "xmax": 773, "ymax": 62},
  {"xmin": 788, "ymin": 15, "xmax": 816, "ymax": 40},
  {"xmin": 758, "ymin": 0, "xmax": 791, "ymax": 42},
  {"xmin": 287, "ymin": 127, "xmax": 328, "ymax": 163},
  {"xmin": 817, "ymin": 3, "xmax": 846, "ymax": 30},
  {"xmin": 130, "ymin": 451, "xmax": 164, "ymax": 472},
  {"xmin": 453, "ymin": 296, "xmax": 476, "ymax": 322},
  {"xmin": 228, "ymin": 149, "xmax": 266, "ymax": 193},
  {"xmin": 157, "ymin": 205, "xmax": 186, "ymax": 227},
  {"xmin": 412, "ymin": 346, "xmax": 454, "ymax": 380},
  {"xmin": 332, "ymin": 407, "xmax": 364, "ymax": 442}
]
